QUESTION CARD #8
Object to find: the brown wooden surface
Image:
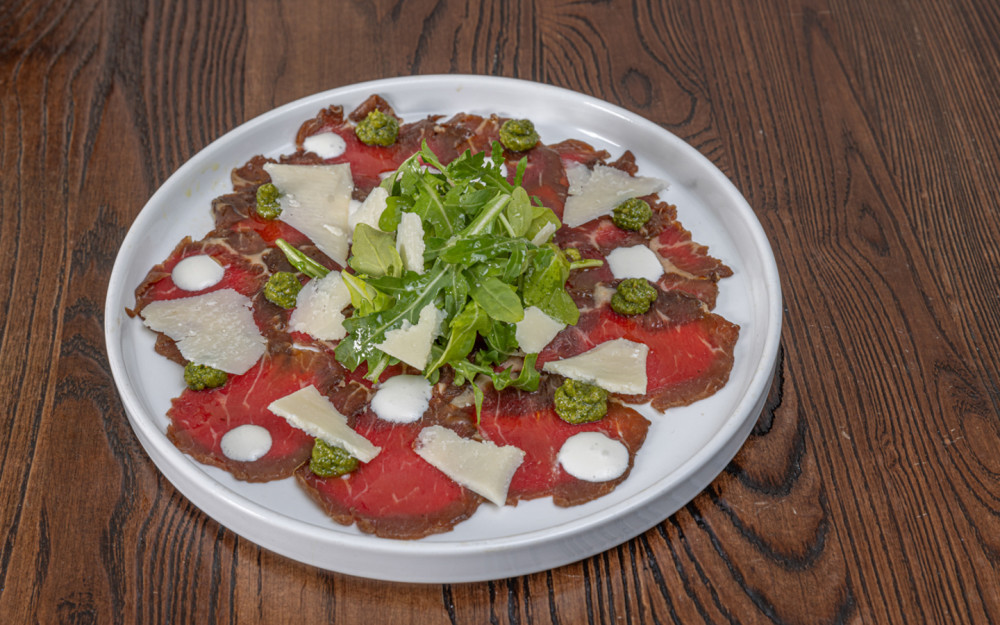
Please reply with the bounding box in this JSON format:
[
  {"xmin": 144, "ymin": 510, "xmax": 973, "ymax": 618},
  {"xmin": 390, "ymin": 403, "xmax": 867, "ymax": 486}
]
[{"xmin": 2, "ymin": 0, "xmax": 999, "ymax": 622}]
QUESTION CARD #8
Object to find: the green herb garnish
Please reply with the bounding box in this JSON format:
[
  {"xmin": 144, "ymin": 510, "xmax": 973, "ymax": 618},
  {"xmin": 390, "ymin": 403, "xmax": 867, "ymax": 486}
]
[{"xmin": 279, "ymin": 140, "xmax": 602, "ymax": 417}]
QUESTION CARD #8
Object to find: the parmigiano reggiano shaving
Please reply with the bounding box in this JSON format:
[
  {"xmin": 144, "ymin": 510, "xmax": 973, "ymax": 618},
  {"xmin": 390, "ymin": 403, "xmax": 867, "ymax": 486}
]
[
  {"xmin": 268, "ymin": 385, "xmax": 381, "ymax": 463},
  {"xmin": 414, "ymin": 425, "xmax": 525, "ymax": 506},
  {"xmin": 288, "ymin": 271, "xmax": 352, "ymax": 341},
  {"xmin": 263, "ymin": 162, "xmax": 354, "ymax": 265},
  {"xmin": 395, "ymin": 212, "xmax": 426, "ymax": 274},
  {"xmin": 562, "ymin": 163, "xmax": 666, "ymax": 227},
  {"xmin": 542, "ymin": 338, "xmax": 649, "ymax": 394},
  {"xmin": 140, "ymin": 288, "xmax": 265, "ymax": 375},
  {"xmin": 515, "ymin": 306, "xmax": 566, "ymax": 353},
  {"xmin": 375, "ymin": 303, "xmax": 443, "ymax": 370}
]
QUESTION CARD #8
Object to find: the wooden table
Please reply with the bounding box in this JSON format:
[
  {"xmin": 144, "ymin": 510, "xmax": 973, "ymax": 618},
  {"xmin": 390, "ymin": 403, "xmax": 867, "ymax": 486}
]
[{"xmin": 3, "ymin": 0, "xmax": 998, "ymax": 622}]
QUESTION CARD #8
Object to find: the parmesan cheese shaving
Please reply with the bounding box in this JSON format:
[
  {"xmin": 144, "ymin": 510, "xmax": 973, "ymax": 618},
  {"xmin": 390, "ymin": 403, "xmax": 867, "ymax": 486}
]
[
  {"xmin": 268, "ymin": 385, "xmax": 381, "ymax": 463},
  {"xmin": 288, "ymin": 271, "xmax": 352, "ymax": 341},
  {"xmin": 263, "ymin": 162, "xmax": 354, "ymax": 265},
  {"xmin": 395, "ymin": 211, "xmax": 426, "ymax": 274},
  {"xmin": 605, "ymin": 244, "xmax": 665, "ymax": 282},
  {"xmin": 414, "ymin": 425, "xmax": 525, "ymax": 506},
  {"xmin": 562, "ymin": 163, "xmax": 666, "ymax": 228},
  {"xmin": 515, "ymin": 306, "xmax": 566, "ymax": 353},
  {"xmin": 541, "ymin": 338, "xmax": 649, "ymax": 394},
  {"xmin": 349, "ymin": 186, "xmax": 389, "ymax": 235},
  {"xmin": 375, "ymin": 303, "xmax": 443, "ymax": 370},
  {"xmin": 140, "ymin": 288, "xmax": 265, "ymax": 375}
]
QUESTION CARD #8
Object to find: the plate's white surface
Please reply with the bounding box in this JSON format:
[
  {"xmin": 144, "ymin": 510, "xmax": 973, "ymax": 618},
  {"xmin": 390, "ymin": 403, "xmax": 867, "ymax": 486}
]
[{"xmin": 105, "ymin": 75, "xmax": 781, "ymax": 583}]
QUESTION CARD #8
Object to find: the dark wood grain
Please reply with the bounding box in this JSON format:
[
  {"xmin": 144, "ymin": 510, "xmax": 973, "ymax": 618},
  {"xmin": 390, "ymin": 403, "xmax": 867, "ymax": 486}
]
[{"xmin": 2, "ymin": 0, "xmax": 999, "ymax": 622}]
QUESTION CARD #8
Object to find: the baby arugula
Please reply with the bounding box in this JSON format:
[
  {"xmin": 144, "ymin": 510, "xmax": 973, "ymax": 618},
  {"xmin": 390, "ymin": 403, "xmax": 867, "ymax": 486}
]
[{"xmin": 278, "ymin": 140, "xmax": 599, "ymax": 416}]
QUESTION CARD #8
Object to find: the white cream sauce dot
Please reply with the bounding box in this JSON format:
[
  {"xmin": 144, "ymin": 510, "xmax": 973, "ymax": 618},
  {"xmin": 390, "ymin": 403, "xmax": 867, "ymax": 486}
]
[
  {"xmin": 220, "ymin": 424, "xmax": 272, "ymax": 462},
  {"xmin": 171, "ymin": 255, "xmax": 225, "ymax": 291},
  {"xmin": 605, "ymin": 245, "xmax": 664, "ymax": 282},
  {"xmin": 371, "ymin": 375, "xmax": 433, "ymax": 424},
  {"xmin": 557, "ymin": 431, "xmax": 629, "ymax": 482},
  {"xmin": 303, "ymin": 131, "xmax": 347, "ymax": 159}
]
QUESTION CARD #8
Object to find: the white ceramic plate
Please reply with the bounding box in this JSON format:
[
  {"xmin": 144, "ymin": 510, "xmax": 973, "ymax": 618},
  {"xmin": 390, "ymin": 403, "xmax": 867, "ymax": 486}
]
[{"xmin": 105, "ymin": 75, "xmax": 781, "ymax": 583}]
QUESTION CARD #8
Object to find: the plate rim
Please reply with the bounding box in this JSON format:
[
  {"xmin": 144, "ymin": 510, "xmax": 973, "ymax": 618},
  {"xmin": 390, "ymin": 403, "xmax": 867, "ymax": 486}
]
[{"xmin": 104, "ymin": 74, "xmax": 782, "ymax": 582}]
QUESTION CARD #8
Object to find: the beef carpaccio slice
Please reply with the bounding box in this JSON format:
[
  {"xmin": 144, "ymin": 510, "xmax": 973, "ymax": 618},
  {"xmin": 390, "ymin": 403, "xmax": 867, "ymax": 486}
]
[
  {"xmin": 295, "ymin": 384, "xmax": 483, "ymax": 539},
  {"xmin": 167, "ymin": 349, "xmax": 345, "ymax": 482},
  {"xmin": 556, "ymin": 205, "xmax": 733, "ymax": 310},
  {"xmin": 131, "ymin": 94, "xmax": 743, "ymax": 540},
  {"xmin": 538, "ymin": 290, "xmax": 739, "ymax": 411},
  {"xmin": 478, "ymin": 381, "xmax": 650, "ymax": 506}
]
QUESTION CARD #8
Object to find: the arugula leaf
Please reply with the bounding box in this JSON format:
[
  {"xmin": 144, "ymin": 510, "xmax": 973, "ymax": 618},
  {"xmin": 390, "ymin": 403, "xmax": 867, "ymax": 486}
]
[
  {"xmin": 529, "ymin": 287, "xmax": 580, "ymax": 326},
  {"xmin": 522, "ymin": 244, "xmax": 580, "ymax": 325},
  {"xmin": 378, "ymin": 195, "xmax": 409, "ymax": 232},
  {"xmin": 482, "ymin": 320, "xmax": 518, "ymax": 363},
  {"xmin": 450, "ymin": 353, "xmax": 542, "ymax": 421},
  {"xmin": 439, "ymin": 234, "xmax": 525, "ymax": 267},
  {"xmin": 275, "ymin": 238, "xmax": 330, "ymax": 279},
  {"xmin": 412, "ymin": 175, "xmax": 456, "ymax": 236},
  {"xmin": 470, "ymin": 276, "xmax": 524, "ymax": 323},
  {"xmin": 349, "ymin": 224, "xmax": 403, "ymax": 277},
  {"xmin": 426, "ymin": 300, "xmax": 489, "ymax": 375},
  {"xmin": 523, "ymin": 245, "xmax": 569, "ymax": 304},
  {"xmin": 440, "ymin": 266, "xmax": 471, "ymax": 319},
  {"xmin": 524, "ymin": 204, "xmax": 561, "ymax": 243},
  {"xmin": 340, "ymin": 272, "xmax": 392, "ymax": 317},
  {"xmin": 503, "ymin": 186, "xmax": 532, "ymax": 238}
]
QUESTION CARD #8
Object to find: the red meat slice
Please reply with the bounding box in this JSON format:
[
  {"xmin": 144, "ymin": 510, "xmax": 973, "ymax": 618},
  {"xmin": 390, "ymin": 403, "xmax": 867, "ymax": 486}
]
[
  {"xmin": 549, "ymin": 139, "xmax": 611, "ymax": 168},
  {"xmin": 132, "ymin": 235, "xmax": 266, "ymax": 310},
  {"xmin": 537, "ymin": 291, "xmax": 739, "ymax": 411},
  {"xmin": 557, "ymin": 205, "xmax": 733, "ymax": 309},
  {"xmin": 296, "ymin": 410, "xmax": 483, "ymax": 539},
  {"xmin": 167, "ymin": 350, "xmax": 345, "ymax": 482},
  {"xmin": 646, "ymin": 216, "xmax": 734, "ymax": 310},
  {"xmin": 478, "ymin": 384, "xmax": 650, "ymax": 506},
  {"xmin": 512, "ymin": 144, "xmax": 569, "ymax": 217}
]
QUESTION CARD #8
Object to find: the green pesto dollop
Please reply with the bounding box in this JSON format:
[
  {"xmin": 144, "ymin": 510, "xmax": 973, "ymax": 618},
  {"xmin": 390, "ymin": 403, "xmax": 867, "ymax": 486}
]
[
  {"xmin": 554, "ymin": 378, "xmax": 608, "ymax": 424},
  {"xmin": 610, "ymin": 278, "xmax": 658, "ymax": 315},
  {"xmin": 355, "ymin": 109, "xmax": 399, "ymax": 147},
  {"xmin": 264, "ymin": 271, "xmax": 302, "ymax": 309},
  {"xmin": 499, "ymin": 118, "xmax": 540, "ymax": 152},
  {"xmin": 309, "ymin": 439, "xmax": 359, "ymax": 477},
  {"xmin": 183, "ymin": 362, "xmax": 228, "ymax": 391},
  {"xmin": 611, "ymin": 197, "xmax": 652, "ymax": 231},
  {"xmin": 255, "ymin": 182, "xmax": 282, "ymax": 220}
]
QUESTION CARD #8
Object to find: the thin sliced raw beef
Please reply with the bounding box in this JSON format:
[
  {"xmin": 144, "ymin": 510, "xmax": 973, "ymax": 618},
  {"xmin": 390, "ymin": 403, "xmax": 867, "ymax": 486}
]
[
  {"xmin": 167, "ymin": 350, "xmax": 345, "ymax": 482},
  {"xmin": 296, "ymin": 410, "xmax": 483, "ymax": 539},
  {"xmin": 538, "ymin": 290, "xmax": 739, "ymax": 411},
  {"xmin": 478, "ymin": 381, "xmax": 650, "ymax": 506},
  {"xmin": 646, "ymin": 212, "xmax": 734, "ymax": 309},
  {"xmin": 549, "ymin": 139, "xmax": 611, "ymax": 168},
  {"xmin": 512, "ymin": 144, "xmax": 569, "ymax": 216},
  {"xmin": 556, "ymin": 201, "xmax": 732, "ymax": 309},
  {"xmin": 131, "ymin": 235, "xmax": 267, "ymax": 311}
]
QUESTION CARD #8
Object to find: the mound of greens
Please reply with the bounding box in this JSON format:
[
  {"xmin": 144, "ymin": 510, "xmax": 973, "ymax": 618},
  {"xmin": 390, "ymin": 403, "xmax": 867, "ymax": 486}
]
[{"xmin": 279, "ymin": 141, "xmax": 600, "ymax": 414}]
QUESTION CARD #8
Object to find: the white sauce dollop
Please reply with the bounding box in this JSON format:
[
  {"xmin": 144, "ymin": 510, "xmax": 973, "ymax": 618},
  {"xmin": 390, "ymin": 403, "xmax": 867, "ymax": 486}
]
[
  {"xmin": 605, "ymin": 245, "xmax": 664, "ymax": 282},
  {"xmin": 303, "ymin": 131, "xmax": 347, "ymax": 159},
  {"xmin": 557, "ymin": 432, "xmax": 629, "ymax": 482},
  {"xmin": 220, "ymin": 424, "xmax": 272, "ymax": 462},
  {"xmin": 171, "ymin": 255, "xmax": 224, "ymax": 291},
  {"xmin": 371, "ymin": 375, "xmax": 433, "ymax": 424}
]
